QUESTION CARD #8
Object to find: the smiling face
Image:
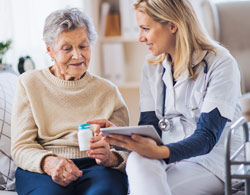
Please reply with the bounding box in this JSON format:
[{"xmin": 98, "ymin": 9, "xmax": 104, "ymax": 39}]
[
  {"xmin": 47, "ymin": 27, "xmax": 91, "ymax": 80},
  {"xmin": 136, "ymin": 10, "xmax": 177, "ymax": 57}
]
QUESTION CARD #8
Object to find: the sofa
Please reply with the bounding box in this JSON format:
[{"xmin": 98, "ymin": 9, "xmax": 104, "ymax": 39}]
[
  {"xmin": 199, "ymin": 0, "xmax": 250, "ymax": 121},
  {"xmin": 0, "ymin": 67, "xmax": 18, "ymax": 195}
]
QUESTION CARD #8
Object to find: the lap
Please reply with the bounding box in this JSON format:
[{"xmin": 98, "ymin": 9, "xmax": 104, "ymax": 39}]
[
  {"xmin": 166, "ymin": 161, "xmax": 224, "ymax": 195},
  {"xmin": 127, "ymin": 153, "xmax": 224, "ymax": 195},
  {"xmin": 16, "ymin": 157, "xmax": 127, "ymax": 195}
]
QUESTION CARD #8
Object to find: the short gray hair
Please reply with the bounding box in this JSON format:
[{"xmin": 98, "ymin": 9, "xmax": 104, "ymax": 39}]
[{"xmin": 43, "ymin": 8, "xmax": 97, "ymax": 46}]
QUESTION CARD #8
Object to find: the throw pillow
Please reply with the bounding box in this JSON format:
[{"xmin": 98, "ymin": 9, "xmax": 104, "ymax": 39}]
[{"xmin": 0, "ymin": 70, "xmax": 18, "ymax": 191}]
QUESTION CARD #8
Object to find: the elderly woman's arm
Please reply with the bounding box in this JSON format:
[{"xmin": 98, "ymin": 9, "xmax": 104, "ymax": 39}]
[
  {"xmin": 87, "ymin": 120, "xmax": 129, "ymax": 171},
  {"xmin": 108, "ymin": 86, "xmax": 129, "ymax": 127},
  {"xmin": 87, "ymin": 86, "xmax": 129, "ymax": 170},
  {"xmin": 11, "ymin": 79, "xmax": 55, "ymax": 173},
  {"xmin": 104, "ymin": 86, "xmax": 129, "ymax": 170},
  {"xmin": 11, "ymin": 79, "xmax": 83, "ymax": 186}
]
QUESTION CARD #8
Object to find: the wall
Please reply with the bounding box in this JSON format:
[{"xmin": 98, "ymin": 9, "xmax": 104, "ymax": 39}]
[{"xmin": 0, "ymin": 0, "xmax": 95, "ymax": 73}]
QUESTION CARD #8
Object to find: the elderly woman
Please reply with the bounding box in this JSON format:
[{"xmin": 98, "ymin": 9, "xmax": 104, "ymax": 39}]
[{"xmin": 11, "ymin": 8, "xmax": 129, "ymax": 195}]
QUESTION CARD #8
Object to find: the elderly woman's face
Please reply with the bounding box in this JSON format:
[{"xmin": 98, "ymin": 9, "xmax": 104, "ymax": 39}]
[{"xmin": 47, "ymin": 27, "xmax": 91, "ymax": 80}]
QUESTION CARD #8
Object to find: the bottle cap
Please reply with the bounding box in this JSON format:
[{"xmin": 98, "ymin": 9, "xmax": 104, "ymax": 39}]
[{"xmin": 78, "ymin": 123, "xmax": 90, "ymax": 130}]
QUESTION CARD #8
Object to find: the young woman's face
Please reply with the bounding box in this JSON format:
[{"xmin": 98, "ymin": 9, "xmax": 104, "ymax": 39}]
[
  {"xmin": 47, "ymin": 27, "xmax": 91, "ymax": 80},
  {"xmin": 136, "ymin": 10, "xmax": 177, "ymax": 57}
]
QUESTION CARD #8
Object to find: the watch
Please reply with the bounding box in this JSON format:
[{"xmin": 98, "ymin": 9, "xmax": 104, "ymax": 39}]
[{"xmin": 18, "ymin": 56, "xmax": 35, "ymax": 74}]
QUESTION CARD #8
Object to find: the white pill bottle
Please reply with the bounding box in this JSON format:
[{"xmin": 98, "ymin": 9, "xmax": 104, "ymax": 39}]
[{"xmin": 77, "ymin": 123, "xmax": 93, "ymax": 151}]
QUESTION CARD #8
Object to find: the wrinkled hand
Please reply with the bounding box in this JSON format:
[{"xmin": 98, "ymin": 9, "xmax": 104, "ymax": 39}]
[
  {"xmin": 87, "ymin": 135, "xmax": 119, "ymax": 167},
  {"xmin": 86, "ymin": 119, "xmax": 120, "ymax": 166},
  {"xmin": 105, "ymin": 134, "xmax": 170, "ymax": 159},
  {"xmin": 42, "ymin": 156, "xmax": 82, "ymax": 187}
]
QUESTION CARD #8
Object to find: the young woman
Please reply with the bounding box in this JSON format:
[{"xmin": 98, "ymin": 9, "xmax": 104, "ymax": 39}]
[{"xmin": 89, "ymin": 0, "xmax": 242, "ymax": 194}]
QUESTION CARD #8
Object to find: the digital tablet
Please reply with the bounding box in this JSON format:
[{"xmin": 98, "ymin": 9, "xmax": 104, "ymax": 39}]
[{"xmin": 100, "ymin": 125, "xmax": 163, "ymax": 145}]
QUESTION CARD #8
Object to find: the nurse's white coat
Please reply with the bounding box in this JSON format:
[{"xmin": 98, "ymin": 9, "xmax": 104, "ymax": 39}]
[{"xmin": 139, "ymin": 46, "xmax": 242, "ymax": 181}]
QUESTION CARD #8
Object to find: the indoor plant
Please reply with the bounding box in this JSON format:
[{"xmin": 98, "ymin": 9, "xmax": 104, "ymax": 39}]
[{"xmin": 0, "ymin": 40, "xmax": 11, "ymax": 65}]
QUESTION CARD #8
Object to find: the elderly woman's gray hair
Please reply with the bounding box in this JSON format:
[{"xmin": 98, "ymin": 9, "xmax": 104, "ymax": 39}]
[{"xmin": 43, "ymin": 8, "xmax": 97, "ymax": 46}]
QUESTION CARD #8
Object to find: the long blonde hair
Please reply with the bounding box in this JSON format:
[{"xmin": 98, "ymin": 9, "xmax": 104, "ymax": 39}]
[{"xmin": 134, "ymin": 0, "xmax": 217, "ymax": 79}]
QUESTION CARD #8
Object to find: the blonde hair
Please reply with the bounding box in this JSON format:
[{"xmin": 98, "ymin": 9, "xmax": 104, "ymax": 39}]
[{"xmin": 134, "ymin": 0, "xmax": 217, "ymax": 79}]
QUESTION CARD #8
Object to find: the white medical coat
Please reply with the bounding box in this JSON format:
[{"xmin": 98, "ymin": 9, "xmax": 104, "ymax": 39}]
[{"xmin": 139, "ymin": 46, "xmax": 242, "ymax": 181}]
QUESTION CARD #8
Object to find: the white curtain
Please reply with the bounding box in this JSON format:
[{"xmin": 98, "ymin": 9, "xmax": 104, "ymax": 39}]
[
  {"xmin": 0, "ymin": 0, "xmax": 87, "ymax": 72},
  {"xmin": 0, "ymin": 0, "xmax": 13, "ymax": 41},
  {"xmin": 0, "ymin": 0, "xmax": 14, "ymax": 66}
]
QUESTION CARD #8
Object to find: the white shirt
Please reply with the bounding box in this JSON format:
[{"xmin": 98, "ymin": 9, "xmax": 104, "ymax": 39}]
[{"xmin": 139, "ymin": 46, "xmax": 242, "ymax": 181}]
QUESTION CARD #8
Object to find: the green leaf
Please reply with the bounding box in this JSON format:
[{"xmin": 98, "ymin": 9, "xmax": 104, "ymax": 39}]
[{"xmin": 0, "ymin": 40, "xmax": 12, "ymax": 63}]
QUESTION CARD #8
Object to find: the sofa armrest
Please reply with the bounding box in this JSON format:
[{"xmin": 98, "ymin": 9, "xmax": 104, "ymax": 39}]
[
  {"xmin": 200, "ymin": 0, "xmax": 220, "ymax": 41},
  {"xmin": 240, "ymin": 93, "xmax": 250, "ymax": 121}
]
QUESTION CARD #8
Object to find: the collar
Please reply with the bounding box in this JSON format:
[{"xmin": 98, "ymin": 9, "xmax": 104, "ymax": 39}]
[
  {"xmin": 175, "ymin": 50, "xmax": 208, "ymax": 84},
  {"xmin": 192, "ymin": 50, "xmax": 208, "ymax": 67},
  {"xmin": 163, "ymin": 50, "xmax": 208, "ymax": 68},
  {"xmin": 44, "ymin": 67, "xmax": 91, "ymax": 88}
]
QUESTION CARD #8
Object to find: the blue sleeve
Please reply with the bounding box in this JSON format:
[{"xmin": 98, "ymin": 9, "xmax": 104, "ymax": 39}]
[
  {"xmin": 166, "ymin": 108, "xmax": 227, "ymax": 163},
  {"xmin": 138, "ymin": 111, "xmax": 162, "ymax": 138}
]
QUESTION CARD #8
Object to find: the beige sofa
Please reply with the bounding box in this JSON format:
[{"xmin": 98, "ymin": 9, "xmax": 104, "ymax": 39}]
[
  {"xmin": 200, "ymin": 0, "xmax": 250, "ymax": 121},
  {"xmin": 0, "ymin": 191, "xmax": 16, "ymax": 195},
  {"xmin": 0, "ymin": 69, "xmax": 18, "ymax": 194}
]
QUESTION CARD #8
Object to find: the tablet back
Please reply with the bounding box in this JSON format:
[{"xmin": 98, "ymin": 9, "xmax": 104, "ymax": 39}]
[{"xmin": 100, "ymin": 125, "xmax": 163, "ymax": 145}]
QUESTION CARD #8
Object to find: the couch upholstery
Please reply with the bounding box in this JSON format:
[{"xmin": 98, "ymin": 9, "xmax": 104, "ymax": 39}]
[
  {"xmin": 0, "ymin": 68, "xmax": 18, "ymax": 194},
  {"xmin": 200, "ymin": 0, "xmax": 250, "ymax": 121},
  {"xmin": 0, "ymin": 191, "xmax": 16, "ymax": 195}
]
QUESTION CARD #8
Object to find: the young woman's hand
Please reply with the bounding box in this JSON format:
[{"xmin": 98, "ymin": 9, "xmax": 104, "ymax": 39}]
[
  {"xmin": 105, "ymin": 134, "xmax": 170, "ymax": 159},
  {"xmin": 42, "ymin": 156, "xmax": 82, "ymax": 187},
  {"xmin": 87, "ymin": 119, "xmax": 115, "ymax": 135}
]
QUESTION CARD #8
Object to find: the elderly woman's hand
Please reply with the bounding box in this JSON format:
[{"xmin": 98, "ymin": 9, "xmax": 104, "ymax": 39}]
[
  {"xmin": 87, "ymin": 119, "xmax": 120, "ymax": 167},
  {"xmin": 87, "ymin": 135, "xmax": 119, "ymax": 167},
  {"xmin": 42, "ymin": 156, "xmax": 82, "ymax": 187}
]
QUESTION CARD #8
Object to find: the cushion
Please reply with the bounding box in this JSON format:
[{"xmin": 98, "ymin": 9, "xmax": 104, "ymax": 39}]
[
  {"xmin": 200, "ymin": 0, "xmax": 220, "ymax": 41},
  {"xmin": 0, "ymin": 69, "xmax": 18, "ymax": 191},
  {"xmin": 215, "ymin": 1, "xmax": 250, "ymax": 93},
  {"xmin": 240, "ymin": 93, "xmax": 250, "ymax": 121}
]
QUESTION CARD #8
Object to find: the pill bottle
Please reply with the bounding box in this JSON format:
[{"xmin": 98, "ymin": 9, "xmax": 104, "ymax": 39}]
[{"xmin": 77, "ymin": 123, "xmax": 93, "ymax": 151}]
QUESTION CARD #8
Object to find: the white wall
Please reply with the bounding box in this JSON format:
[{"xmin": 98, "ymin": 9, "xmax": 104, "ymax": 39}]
[
  {"xmin": 0, "ymin": 0, "xmax": 235, "ymax": 74},
  {"xmin": 0, "ymin": 0, "xmax": 94, "ymax": 73}
]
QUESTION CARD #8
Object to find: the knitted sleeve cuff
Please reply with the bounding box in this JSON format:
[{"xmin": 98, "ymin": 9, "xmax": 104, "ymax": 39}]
[
  {"xmin": 110, "ymin": 149, "xmax": 129, "ymax": 172},
  {"xmin": 40, "ymin": 153, "xmax": 58, "ymax": 173}
]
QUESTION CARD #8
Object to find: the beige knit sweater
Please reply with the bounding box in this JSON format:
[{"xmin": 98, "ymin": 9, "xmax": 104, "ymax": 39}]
[{"xmin": 11, "ymin": 68, "xmax": 129, "ymax": 173}]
